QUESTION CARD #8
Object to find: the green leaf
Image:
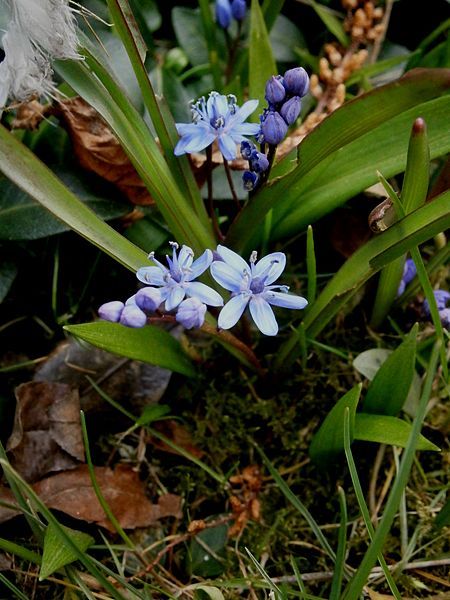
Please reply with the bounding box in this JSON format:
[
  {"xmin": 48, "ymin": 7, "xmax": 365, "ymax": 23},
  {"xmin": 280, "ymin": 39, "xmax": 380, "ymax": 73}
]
[
  {"xmin": 261, "ymin": 0, "xmax": 285, "ymax": 31},
  {"xmin": 40, "ymin": 523, "xmax": 94, "ymax": 580},
  {"xmin": 0, "ymin": 125, "xmax": 148, "ymax": 272},
  {"xmin": 137, "ymin": 404, "xmax": 171, "ymax": 425},
  {"xmin": 309, "ymin": 0, "xmax": 348, "ymax": 47},
  {"xmin": 0, "ymin": 259, "xmax": 17, "ymax": 303},
  {"xmin": 194, "ymin": 586, "xmax": 225, "ymax": 600},
  {"xmin": 435, "ymin": 497, "xmax": 450, "ymax": 529},
  {"xmin": 363, "ymin": 325, "xmax": 418, "ymax": 416},
  {"xmin": 302, "ymin": 189, "xmax": 450, "ymax": 339},
  {"xmin": 189, "ymin": 523, "xmax": 228, "ymax": 577},
  {"xmin": 64, "ymin": 321, "xmax": 196, "ymax": 377},
  {"xmin": 270, "ymin": 15, "xmax": 306, "ymax": 63},
  {"xmin": 354, "ymin": 413, "xmax": 440, "ymax": 452},
  {"xmin": 249, "ymin": 0, "xmax": 277, "ymax": 120},
  {"xmin": 309, "ymin": 385, "xmax": 361, "ymax": 467},
  {"xmin": 0, "ymin": 171, "xmax": 128, "ymax": 241},
  {"xmin": 226, "ymin": 69, "xmax": 450, "ymax": 249},
  {"xmin": 113, "ymin": 0, "xmax": 147, "ymax": 62},
  {"xmin": 172, "ymin": 7, "xmax": 209, "ymax": 66},
  {"xmin": 353, "ymin": 349, "xmax": 392, "ymax": 381}
]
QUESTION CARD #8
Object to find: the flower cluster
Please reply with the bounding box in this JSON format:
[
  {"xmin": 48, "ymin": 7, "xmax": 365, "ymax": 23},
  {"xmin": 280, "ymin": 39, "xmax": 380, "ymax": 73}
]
[
  {"xmin": 397, "ymin": 258, "xmax": 416, "ymax": 296},
  {"xmin": 240, "ymin": 140, "xmax": 270, "ymax": 191},
  {"xmin": 215, "ymin": 0, "xmax": 247, "ymax": 29},
  {"xmin": 174, "ymin": 92, "xmax": 260, "ymax": 161},
  {"xmin": 0, "ymin": 0, "xmax": 80, "ymax": 107},
  {"xmin": 423, "ymin": 289, "xmax": 450, "ymax": 329},
  {"xmin": 99, "ymin": 243, "xmax": 308, "ymax": 336},
  {"xmin": 259, "ymin": 68, "xmax": 310, "ymax": 145}
]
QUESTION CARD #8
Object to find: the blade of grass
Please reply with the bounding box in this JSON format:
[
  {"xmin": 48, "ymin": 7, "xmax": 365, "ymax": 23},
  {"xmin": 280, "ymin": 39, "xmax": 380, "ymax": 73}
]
[
  {"xmin": 343, "ymin": 341, "xmax": 441, "ymax": 600},
  {"xmin": 343, "ymin": 409, "xmax": 402, "ymax": 599},
  {"xmin": 253, "ymin": 443, "xmax": 336, "ymax": 561},
  {"xmin": 306, "ymin": 225, "xmax": 317, "ymax": 305},
  {"xmin": 329, "ymin": 487, "xmax": 348, "ymax": 600},
  {"xmin": 0, "ymin": 572, "xmax": 30, "ymax": 600},
  {"xmin": 290, "ymin": 555, "xmax": 307, "ymax": 598},
  {"xmin": 0, "ymin": 538, "xmax": 41, "ymax": 565}
]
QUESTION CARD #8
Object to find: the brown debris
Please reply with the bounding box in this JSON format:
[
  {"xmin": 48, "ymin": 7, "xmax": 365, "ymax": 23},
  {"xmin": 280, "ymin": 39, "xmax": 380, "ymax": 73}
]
[
  {"xmin": 10, "ymin": 100, "xmax": 51, "ymax": 130},
  {"xmin": 148, "ymin": 420, "xmax": 205, "ymax": 459},
  {"xmin": 228, "ymin": 465, "xmax": 263, "ymax": 537},
  {"xmin": 7, "ymin": 382, "xmax": 84, "ymax": 483}
]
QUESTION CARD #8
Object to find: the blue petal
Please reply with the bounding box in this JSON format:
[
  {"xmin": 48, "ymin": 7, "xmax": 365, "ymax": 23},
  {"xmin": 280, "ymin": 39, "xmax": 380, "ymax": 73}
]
[
  {"xmin": 231, "ymin": 122, "xmax": 261, "ymax": 139},
  {"xmin": 189, "ymin": 249, "xmax": 213, "ymax": 279},
  {"xmin": 165, "ymin": 286, "xmax": 186, "ymax": 311},
  {"xmin": 178, "ymin": 245, "xmax": 194, "ymax": 270},
  {"xmin": 216, "ymin": 245, "xmax": 249, "ymax": 274},
  {"xmin": 186, "ymin": 281, "xmax": 224, "ymax": 306},
  {"xmin": 265, "ymin": 291, "xmax": 308, "ymax": 309},
  {"xmin": 211, "ymin": 262, "xmax": 246, "ymax": 292},
  {"xmin": 253, "ymin": 252, "xmax": 286, "ymax": 284},
  {"xmin": 176, "ymin": 122, "xmax": 198, "ymax": 136},
  {"xmin": 218, "ymin": 294, "xmax": 250, "ymax": 329},
  {"xmin": 249, "ymin": 296, "xmax": 278, "ymax": 336},
  {"xmin": 174, "ymin": 127, "xmax": 216, "ymax": 155},
  {"xmin": 136, "ymin": 266, "xmax": 166, "ymax": 286},
  {"xmin": 218, "ymin": 133, "xmax": 237, "ymax": 160},
  {"xmin": 228, "ymin": 99, "xmax": 259, "ymax": 126},
  {"xmin": 207, "ymin": 93, "xmax": 229, "ymax": 120}
]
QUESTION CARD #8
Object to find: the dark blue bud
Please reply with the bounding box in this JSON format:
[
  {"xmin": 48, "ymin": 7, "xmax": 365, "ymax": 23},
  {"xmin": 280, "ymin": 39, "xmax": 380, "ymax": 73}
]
[
  {"xmin": 423, "ymin": 289, "xmax": 450, "ymax": 317},
  {"xmin": 215, "ymin": 0, "xmax": 232, "ymax": 28},
  {"xmin": 243, "ymin": 170, "xmax": 259, "ymax": 191},
  {"xmin": 439, "ymin": 308, "xmax": 450, "ymax": 329},
  {"xmin": 119, "ymin": 304, "xmax": 147, "ymax": 328},
  {"xmin": 283, "ymin": 67, "xmax": 309, "ymax": 97},
  {"xmin": 249, "ymin": 150, "xmax": 269, "ymax": 173},
  {"xmin": 260, "ymin": 111, "xmax": 288, "ymax": 145},
  {"xmin": 280, "ymin": 96, "xmax": 301, "ymax": 125},
  {"xmin": 135, "ymin": 287, "xmax": 163, "ymax": 312},
  {"xmin": 231, "ymin": 0, "xmax": 246, "ymax": 20},
  {"xmin": 265, "ymin": 75, "xmax": 286, "ymax": 104},
  {"xmin": 402, "ymin": 258, "xmax": 417, "ymax": 286},
  {"xmin": 98, "ymin": 300, "xmax": 124, "ymax": 322},
  {"xmin": 240, "ymin": 140, "xmax": 256, "ymax": 160}
]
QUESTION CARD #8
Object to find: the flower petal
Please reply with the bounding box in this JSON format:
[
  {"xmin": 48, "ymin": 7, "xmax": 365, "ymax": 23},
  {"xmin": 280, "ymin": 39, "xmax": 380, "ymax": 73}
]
[
  {"xmin": 218, "ymin": 133, "xmax": 237, "ymax": 160},
  {"xmin": 218, "ymin": 294, "xmax": 250, "ymax": 329},
  {"xmin": 230, "ymin": 122, "xmax": 261, "ymax": 139},
  {"xmin": 210, "ymin": 262, "xmax": 246, "ymax": 292},
  {"xmin": 253, "ymin": 252, "xmax": 286, "ymax": 284},
  {"xmin": 228, "ymin": 99, "xmax": 259, "ymax": 126},
  {"xmin": 165, "ymin": 286, "xmax": 186, "ymax": 311},
  {"xmin": 249, "ymin": 296, "xmax": 278, "ymax": 336},
  {"xmin": 186, "ymin": 281, "xmax": 224, "ymax": 306},
  {"xmin": 215, "ymin": 245, "xmax": 249, "ymax": 274},
  {"xmin": 265, "ymin": 291, "xmax": 308, "ymax": 309},
  {"xmin": 178, "ymin": 245, "xmax": 194, "ymax": 270},
  {"xmin": 136, "ymin": 266, "xmax": 166, "ymax": 286},
  {"xmin": 189, "ymin": 249, "xmax": 213, "ymax": 279}
]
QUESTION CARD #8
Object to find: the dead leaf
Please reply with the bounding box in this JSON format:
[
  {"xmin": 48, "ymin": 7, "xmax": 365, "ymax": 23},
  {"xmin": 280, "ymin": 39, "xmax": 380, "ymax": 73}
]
[
  {"xmin": 330, "ymin": 208, "xmax": 372, "ymax": 258},
  {"xmin": 7, "ymin": 382, "xmax": 84, "ymax": 482},
  {"xmin": 11, "ymin": 100, "xmax": 50, "ymax": 130},
  {"xmin": 56, "ymin": 97, "xmax": 153, "ymax": 206},
  {"xmin": 0, "ymin": 465, "xmax": 182, "ymax": 531},
  {"xmin": 228, "ymin": 465, "xmax": 262, "ymax": 537},
  {"xmin": 149, "ymin": 420, "xmax": 204, "ymax": 458}
]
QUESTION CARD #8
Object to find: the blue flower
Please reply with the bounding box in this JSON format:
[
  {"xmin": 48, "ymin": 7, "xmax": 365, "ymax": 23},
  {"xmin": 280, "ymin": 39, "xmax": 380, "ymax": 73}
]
[
  {"xmin": 231, "ymin": 0, "xmax": 247, "ymax": 21},
  {"xmin": 176, "ymin": 297, "xmax": 207, "ymax": 329},
  {"xmin": 98, "ymin": 296, "xmax": 148, "ymax": 328},
  {"xmin": 137, "ymin": 242, "xmax": 224, "ymax": 311},
  {"xmin": 174, "ymin": 92, "xmax": 260, "ymax": 161},
  {"xmin": 397, "ymin": 258, "xmax": 417, "ymax": 296},
  {"xmin": 423, "ymin": 289, "xmax": 450, "ymax": 317},
  {"xmin": 210, "ymin": 245, "xmax": 308, "ymax": 336},
  {"xmin": 215, "ymin": 0, "xmax": 232, "ymax": 28},
  {"xmin": 260, "ymin": 110, "xmax": 288, "ymax": 145}
]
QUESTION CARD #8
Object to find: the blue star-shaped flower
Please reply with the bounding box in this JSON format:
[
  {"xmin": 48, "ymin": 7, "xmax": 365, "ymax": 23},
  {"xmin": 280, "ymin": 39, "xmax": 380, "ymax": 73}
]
[
  {"xmin": 210, "ymin": 245, "xmax": 308, "ymax": 336},
  {"xmin": 174, "ymin": 92, "xmax": 260, "ymax": 161},
  {"xmin": 136, "ymin": 242, "xmax": 224, "ymax": 311}
]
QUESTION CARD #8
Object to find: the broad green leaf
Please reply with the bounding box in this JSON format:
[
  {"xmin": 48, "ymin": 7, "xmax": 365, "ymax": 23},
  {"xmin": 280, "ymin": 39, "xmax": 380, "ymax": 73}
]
[
  {"xmin": 194, "ymin": 586, "xmax": 225, "ymax": 600},
  {"xmin": 0, "ymin": 171, "xmax": 127, "ymax": 241},
  {"xmin": 0, "ymin": 259, "xmax": 17, "ymax": 303},
  {"xmin": 113, "ymin": 0, "xmax": 147, "ymax": 62},
  {"xmin": 40, "ymin": 523, "xmax": 94, "ymax": 580},
  {"xmin": 65, "ymin": 321, "xmax": 196, "ymax": 377},
  {"xmin": 172, "ymin": 7, "xmax": 209, "ymax": 66},
  {"xmin": 302, "ymin": 189, "xmax": 450, "ymax": 339},
  {"xmin": 363, "ymin": 324, "xmax": 418, "ymax": 416},
  {"xmin": 226, "ymin": 69, "xmax": 450, "ymax": 249},
  {"xmin": 261, "ymin": 0, "xmax": 285, "ymax": 31},
  {"xmin": 309, "ymin": 0, "xmax": 348, "ymax": 47},
  {"xmin": 354, "ymin": 413, "xmax": 439, "ymax": 451},
  {"xmin": 137, "ymin": 404, "xmax": 171, "ymax": 425},
  {"xmin": 270, "ymin": 15, "xmax": 306, "ymax": 63},
  {"xmin": 309, "ymin": 385, "xmax": 361, "ymax": 467},
  {"xmin": 0, "ymin": 124, "xmax": 148, "ymax": 273},
  {"xmin": 249, "ymin": 0, "xmax": 277, "ymax": 120},
  {"xmin": 189, "ymin": 522, "xmax": 228, "ymax": 577},
  {"xmin": 353, "ymin": 349, "xmax": 392, "ymax": 381}
]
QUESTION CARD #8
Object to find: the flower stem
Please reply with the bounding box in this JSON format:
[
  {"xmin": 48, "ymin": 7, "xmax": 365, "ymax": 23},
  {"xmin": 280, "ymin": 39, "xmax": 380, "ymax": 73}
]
[
  {"xmin": 223, "ymin": 158, "xmax": 240, "ymax": 210},
  {"xmin": 206, "ymin": 145, "xmax": 224, "ymax": 241},
  {"xmin": 259, "ymin": 144, "xmax": 277, "ymax": 186}
]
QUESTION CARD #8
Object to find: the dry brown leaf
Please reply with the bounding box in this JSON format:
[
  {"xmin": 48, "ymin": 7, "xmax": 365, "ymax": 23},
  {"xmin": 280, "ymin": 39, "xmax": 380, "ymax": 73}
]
[
  {"xmin": 330, "ymin": 207, "xmax": 372, "ymax": 258},
  {"xmin": 0, "ymin": 465, "xmax": 182, "ymax": 531},
  {"xmin": 7, "ymin": 382, "xmax": 84, "ymax": 483},
  {"xmin": 56, "ymin": 97, "xmax": 153, "ymax": 206},
  {"xmin": 149, "ymin": 420, "xmax": 204, "ymax": 459}
]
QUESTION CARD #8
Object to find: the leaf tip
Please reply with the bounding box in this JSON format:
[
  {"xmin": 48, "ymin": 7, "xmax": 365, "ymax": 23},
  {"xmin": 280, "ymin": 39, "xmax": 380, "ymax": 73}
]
[{"xmin": 412, "ymin": 117, "xmax": 426, "ymax": 135}]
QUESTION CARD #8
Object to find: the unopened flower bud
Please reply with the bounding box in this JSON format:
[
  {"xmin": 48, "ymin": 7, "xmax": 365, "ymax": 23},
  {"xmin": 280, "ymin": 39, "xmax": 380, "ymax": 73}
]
[
  {"xmin": 176, "ymin": 297, "xmax": 207, "ymax": 329},
  {"xmin": 249, "ymin": 150, "xmax": 269, "ymax": 173},
  {"xmin": 439, "ymin": 308, "xmax": 450, "ymax": 329},
  {"xmin": 261, "ymin": 111, "xmax": 288, "ymax": 145},
  {"xmin": 215, "ymin": 0, "xmax": 232, "ymax": 28},
  {"xmin": 241, "ymin": 140, "xmax": 256, "ymax": 160},
  {"xmin": 135, "ymin": 287, "xmax": 163, "ymax": 312},
  {"xmin": 280, "ymin": 96, "xmax": 301, "ymax": 125},
  {"xmin": 265, "ymin": 75, "xmax": 286, "ymax": 104},
  {"xmin": 119, "ymin": 304, "xmax": 147, "ymax": 328},
  {"xmin": 231, "ymin": 0, "xmax": 246, "ymax": 20},
  {"xmin": 283, "ymin": 67, "xmax": 309, "ymax": 97},
  {"xmin": 98, "ymin": 301, "xmax": 124, "ymax": 323},
  {"xmin": 243, "ymin": 170, "xmax": 259, "ymax": 191},
  {"xmin": 423, "ymin": 289, "xmax": 450, "ymax": 317}
]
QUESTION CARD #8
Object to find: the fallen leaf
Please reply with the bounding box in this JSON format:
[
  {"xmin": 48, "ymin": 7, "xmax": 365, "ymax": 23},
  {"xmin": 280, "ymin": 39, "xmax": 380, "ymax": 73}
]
[
  {"xmin": 0, "ymin": 465, "xmax": 182, "ymax": 531},
  {"xmin": 7, "ymin": 382, "xmax": 84, "ymax": 482},
  {"xmin": 149, "ymin": 420, "xmax": 204, "ymax": 458},
  {"xmin": 56, "ymin": 97, "xmax": 153, "ymax": 206},
  {"xmin": 11, "ymin": 100, "xmax": 50, "ymax": 130}
]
